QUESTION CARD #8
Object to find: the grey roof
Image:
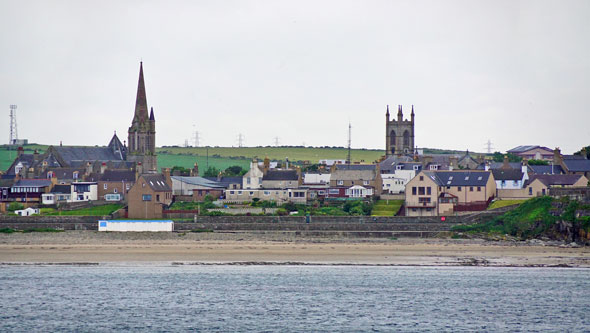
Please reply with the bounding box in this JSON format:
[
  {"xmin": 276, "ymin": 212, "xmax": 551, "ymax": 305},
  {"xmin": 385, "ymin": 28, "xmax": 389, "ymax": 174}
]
[
  {"xmin": 48, "ymin": 167, "xmax": 86, "ymax": 180},
  {"xmin": 335, "ymin": 164, "xmax": 377, "ymax": 171},
  {"xmin": 527, "ymin": 164, "xmax": 564, "ymax": 175},
  {"xmin": 477, "ymin": 162, "xmax": 523, "ymax": 170},
  {"xmin": 107, "ymin": 134, "xmax": 127, "ymax": 160},
  {"xmin": 142, "ymin": 174, "xmax": 172, "ymax": 192},
  {"xmin": 4, "ymin": 154, "xmax": 35, "ymax": 175},
  {"xmin": 172, "ymin": 176, "xmax": 225, "ymax": 189},
  {"xmin": 53, "ymin": 146, "xmax": 124, "ymax": 164},
  {"xmin": 331, "ymin": 169, "xmax": 378, "ymax": 181},
  {"xmin": 563, "ymin": 159, "xmax": 590, "ymax": 172},
  {"xmin": 507, "ymin": 145, "xmax": 551, "ymax": 153},
  {"xmin": 14, "ymin": 179, "xmax": 53, "ymax": 187},
  {"xmin": 263, "ymin": 170, "xmax": 299, "ymax": 181},
  {"xmin": 492, "ymin": 169, "xmax": 523, "ymax": 181},
  {"xmin": 423, "ymin": 171, "xmax": 491, "ymax": 186},
  {"xmin": 203, "ymin": 176, "xmax": 242, "ymax": 188},
  {"xmin": 51, "ymin": 184, "xmax": 71, "ymax": 194},
  {"xmin": 528, "ymin": 174, "xmax": 584, "ymax": 186},
  {"xmin": 99, "ymin": 170, "xmax": 136, "ymax": 182}
]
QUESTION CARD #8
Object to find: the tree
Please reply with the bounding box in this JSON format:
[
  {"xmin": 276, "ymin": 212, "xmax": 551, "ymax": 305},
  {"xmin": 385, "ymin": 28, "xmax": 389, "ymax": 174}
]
[
  {"xmin": 224, "ymin": 165, "xmax": 245, "ymax": 176},
  {"xmin": 574, "ymin": 146, "xmax": 590, "ymax": 159},
  {"xmin": 491, "ymin": 152, "xmax": 521, "ymax": 163},
  {"xmin": 8, "ymin": 202, "xmax": 24, "ymax": 212},
  {"xmin": 203, "ymin": 166, "xmax": 221, "ymax": 177}
]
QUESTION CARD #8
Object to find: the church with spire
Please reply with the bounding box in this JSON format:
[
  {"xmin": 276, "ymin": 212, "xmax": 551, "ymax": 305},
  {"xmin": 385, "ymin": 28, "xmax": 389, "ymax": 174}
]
[
  {"xmin": 126, "ymin": 62, "xmax": 157, "ymax": 172},
  {"xmin": 385, "ymin": 105, "xmax": 415, "ymax": 156}
]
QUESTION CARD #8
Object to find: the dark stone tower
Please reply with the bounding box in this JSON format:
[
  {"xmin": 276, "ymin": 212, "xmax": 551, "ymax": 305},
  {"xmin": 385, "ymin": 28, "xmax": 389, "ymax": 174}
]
[
  {"xmin": 385, "ymin": 105, "xmax": 415, "ymax": 156},
  {"xmin": 127, "ymin": 62, "xmax": 157, "ymax": 171}
]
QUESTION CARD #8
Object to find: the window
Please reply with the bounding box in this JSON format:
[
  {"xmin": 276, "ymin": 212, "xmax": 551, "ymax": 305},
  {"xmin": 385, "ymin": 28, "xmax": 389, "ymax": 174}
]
[
  {"xmin": 142, "ymin": 194, "xmax": 152, "ymax": 201},
  {"xmin": 329, "ymin": 189, "xmax": 339, "ymax": 194},
  {"xmin": 142, "ymin": 183, "xmax": 146, "ymax": 187},
  {"xmin": 126, "ymin": 184, "xmax": 130, "ymax": 190},
  {"xmin": 419, "ymin": 176, "xmax": 424, "ymax": 181},
  {"xmin": 470, "ymin": 187, "xmax": 473, "ymax": 192},
  {"xmin": 264, "ymin": 191, "xmax": 270, "ymax": 196},
  {"xmin": 419, "ymin": 197, "xmax": 431, "ymax": 203},
  {"xmin": 477, "ymin": 187, "xmax": 481, "ymax": 192},
  {"xmin": 427, "ymin": 187, "xmax": 431, "ymax": 195},
  {"xmin": 396, "ymin": 165, "xmax": 403, "ymax": 170},
  {"xmin": 73, "ymin": 171, "xmax": 79, "ymax": 179},
  {"xmin": 249, "ymin": 191, "xmax": 254, "ymax": 196},
  {"xmin": 501, "ymin": 180, "xmax": 506, "ymax": 186},
  {"xmin": 363, "ymin": 180, "xmax": 369, "ymax": 186},
  {"xmin": 156, "ymin": 194, "xmax": 160, "ymax": 201},
  {"xmin": 529, "ymin": 187, "xmax": 533, "ymax": 195},
  {"xmin": 337, "ymin": 180, "xmax": 344, "ymax": 185},
  {"xmin": 114, "ymin": 188, "xmax": 118, "ymax": 194},
  {"xmin": 238, "ymin": 191, "xmax": 243, "ymax": 195},
  {"xmin": 247, "ymin": 177, "xmax": 251, "ymax": 185},
  {"xmin": 104, "ymin": 184, "xmax": 108, "ymax": 190},
  {"xmin": 412, "ymin": 187, "xmax": 417, "ymax": 195},
  {"xmin": 458, "ymin": 187, "xmax": 462, "ymax": 191},
  {"xmin": 418, "ymin": 187, "xmax": 425, "ymax": 195},
  {"xmin": 230, "ymin": 191, "xmax": 235, "ymax": 195}
]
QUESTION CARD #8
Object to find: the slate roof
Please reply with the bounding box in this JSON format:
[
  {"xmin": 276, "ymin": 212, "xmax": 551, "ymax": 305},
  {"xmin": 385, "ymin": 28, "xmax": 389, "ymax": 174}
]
[
  {"xmin": 492, "ymin": 169, "xmax": 523, "ymax": 181},
  {"xmin": 14, "ymin": 179, "xmax": 53, "ymax": 187},
  {"xmin": 49, "ymin": 168, "xmax": 86, "ymax": 180},
  {"xmin": 423, "ymin": 171, "xmax": 491, "ymax": 187},
  {"xmin": 528, "ymin": 174, "xmax": 584, "ymax": 187},
  {"xmin": 477, "ymin": 162, "xmax": 522, "ymax": 170},
  {"xmin": 142, "ymin": 174, "xmax": 172, "ymax": 192},
  {"xmin": 99, "ymin": 170, "xmax": 136, "ymax": 182},
  {"xmin": 51, "ymin": 185, "xmax": 71, "ymax": 194},
  {"xmin": 507, "ymin": 145, "xmax": 551, "ymax": 153},
  {"xmin": 563, "ymin": 159, "xmax": 590, "ymax": 172},
  {"xmin": 4, "ymin": 154, "xmax": 35, "ymax": 175},
  {"xmin": 331, "ymin": 169, "xmax": 378, "ymax": 181},
  {"xmin": 263, "ymin": 170, "xmax": 299, "ymax": 181},
  {"xmin": 527, "ymin": 164, "xmax": 564, "ymax": 175},
  {"xmin": 53, "ymin": 146, "xmax": 124, "ymax": 164},
  {"xmin": 335, "ymin": 164, "xmax": 377, "ymax": 171}
]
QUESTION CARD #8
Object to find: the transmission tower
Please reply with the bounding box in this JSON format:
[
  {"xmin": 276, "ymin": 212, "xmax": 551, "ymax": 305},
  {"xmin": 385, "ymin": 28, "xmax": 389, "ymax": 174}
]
[
  {"xmin": 9, "ymin": 105, "xmax": 18, "ymax": 145},
  {"xmin": 346, "ymin": 122, "xmax": 352, "ymax": 165},
  {"xmin": 193, "ymin": 131, "xmax": 201, "ymax": 147},
  {"xmin": 274, "ymin": 136, "xmax": 280, "ymax": 147},
  {"xmin": 237, "ymin": 133, "xmax": 245, "ymax": 148},
  {"xmin": 484, "ymin": 139, "xmax": 494, "ymax": 154}
]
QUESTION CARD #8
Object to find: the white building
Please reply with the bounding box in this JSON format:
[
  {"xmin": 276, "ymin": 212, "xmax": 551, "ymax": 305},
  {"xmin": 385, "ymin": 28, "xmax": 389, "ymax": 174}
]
[
  {"xmin": 98, "ymin": 220, "xmax": 174, "ymax": 232},
  {"xmin": 15, "ymin": 207, "xmax": 40, "ymax": 216},
  {"xmin": 303, "ymin": 172, "xmax": 331, "ymax": 185},
  {"xmin": 345, "ymin": 185, "xmax": 373, "ymax": 198},
  {"xmin": 243, "ymin": 160, "xmax": 264, "ymax": 189}
]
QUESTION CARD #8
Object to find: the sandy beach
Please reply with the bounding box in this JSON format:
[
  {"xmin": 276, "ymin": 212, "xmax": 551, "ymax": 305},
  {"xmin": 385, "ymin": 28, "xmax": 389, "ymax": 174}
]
[{"xmin": 1, "ymin": 231, "xmax": 589, "ymax": 267}]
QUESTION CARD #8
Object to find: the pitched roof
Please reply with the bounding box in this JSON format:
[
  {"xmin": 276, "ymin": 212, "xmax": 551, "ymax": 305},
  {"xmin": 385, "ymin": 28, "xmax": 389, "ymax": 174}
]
[
  {"xmin": 51, "ymin": 184, "xmax": 71, "ymax": 194},
  {"xmin": 263, "ymin": 170, "xmax": 299, "ymax": 181},
  {"xmin": 527, "ymin": 164, "xmax": 564, "ymax": 175},
  {"xmin": 529, "ymin": 174, "xmax": 584, "ymax": 187},
  {"xmin": 203, "ymin": 176, "xmax": 242, "ymax": 188},
  {"xmin": 563, "ymin": 159, "xmax": 590, "ymax": 172},
  {"xmin": 172, "ymin": 176, "xmax": 225, "ymax": 189},
  {"xmin": 141, "ymin": 174, "xmax": 171, "ymax": 192},
  {"xmin": 14, "ymin": 179, "xmax": 53, "ymax": 187},
  {"xmin": 99, "ymin": 170, "xmax": 136, "ymax": 182},
  {"xmin": 331, "ymin": 169, "xmax": 378, "ymax": 181},
  {"xmin": 335, "ymin": 164, "xmax": 377, "ymax": 171},
  {"xmin": 48, "ymin": 167, "xmax": 86, "ymax": 180},
  {"xmin": 507, "ymin": 145, "xmax": 551, "ymax": 153},
  {"xmin": 53, "ymin": 146, "xmax": 124, "ymax": 164},
  {"xmin": 492, "ymin": 169, "xmax": 523, "ymax": 181},
  {"xmin": 423, "ymin": 171, "xmax": 491, "ymax": 186}
]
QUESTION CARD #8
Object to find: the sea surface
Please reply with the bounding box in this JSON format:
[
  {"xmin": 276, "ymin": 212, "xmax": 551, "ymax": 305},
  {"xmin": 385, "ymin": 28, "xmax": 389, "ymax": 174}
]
[{"xmin": 0, "ymin": 265, "xmax": 588, "ymax": 332}]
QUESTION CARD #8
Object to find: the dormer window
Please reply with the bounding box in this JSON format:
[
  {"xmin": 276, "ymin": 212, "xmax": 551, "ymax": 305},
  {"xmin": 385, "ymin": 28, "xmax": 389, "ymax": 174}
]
[
  {"xmin": 396, "ymin": 165, "xmax": 403, "ymax": 170},
  {"xmin": 73, "ymin": 171, "xmax": 79, "ymax": 179},
  {"xmin": 413, "ymin": 165, "xmax": 420, "ymax": 171}
]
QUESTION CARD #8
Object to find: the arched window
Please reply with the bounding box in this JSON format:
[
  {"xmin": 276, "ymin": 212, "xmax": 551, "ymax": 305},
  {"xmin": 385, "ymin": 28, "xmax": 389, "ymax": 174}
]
[
  {"xmin": 390, "ymin": 131, "xmax": 396, "ymax": 146},
  {"xmin": 403, "ymin": 130, "xmax": 410, "ymax": 147}
]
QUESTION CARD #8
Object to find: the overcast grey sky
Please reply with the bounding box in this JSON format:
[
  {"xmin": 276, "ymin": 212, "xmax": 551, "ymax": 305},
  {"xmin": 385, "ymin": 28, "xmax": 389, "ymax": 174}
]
[{"xmin": 1, "ymin": 0, "xmax": 588, "ymax": 153}]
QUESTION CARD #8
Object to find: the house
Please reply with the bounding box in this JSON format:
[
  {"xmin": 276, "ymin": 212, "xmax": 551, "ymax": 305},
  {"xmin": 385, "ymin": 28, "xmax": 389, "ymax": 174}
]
[
  {"xmin": 15, "ymin": 207, "xmax": 40, "ymax": 216},
  {"xmin": 7, "ymin": 179, "xmax": 54, "ymax": 203},
  {"xmin": 127, "ymin": 170, "xmax": 173, "ymax": 219},
  {"xmin": 492, "ymin": 167, "xmax": 528, "ymax": 190},
  {"xmin": 243, "ymin": 160, "xmax": 264, "ymax": 189},
  {"xmin": 329, "ymin": 164, "xmax": 383, "ymax": 198},
  {"xmin": 261, "ymin": 169, "xmax": 301, "ymax": 189},
  {"xmin": 225, "ymin": 188, "xmax": 307, "ymax": 204},
  {"xmin": 380, "ymin": 161, "xmax": 421, "ymax": 194},
  {"xmin": 527, "ymin": 174, "xmax": 588, "ymax": 196},
  {"xmin": 303, "ymin": 172, "xmax": 331, "ymax": 185},
  {"xmin": 507, "ymin": 145, "xmax": 554, "ymax": 161},
  {"xmin": 41, "ymin": 184, "xmax": 72, "ymax": 204},
  {"xmin": 171, "ymin": 176, "xmax": 225, "ymax": 201},
  {"xmin": 89, "ymin": 170, "xmax": 136, "ymax": 202},
  {"xmin": 71, "ymin": 182, "xmax": 98, "ymax": 202},
  {"xmin": 405, "ymin": 170, "xmax": 496, "ymax": 216}
]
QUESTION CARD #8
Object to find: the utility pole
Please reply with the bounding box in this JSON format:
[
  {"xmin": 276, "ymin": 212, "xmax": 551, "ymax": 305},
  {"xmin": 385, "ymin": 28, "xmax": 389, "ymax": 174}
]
[
  {"xmin": 346, "ymin": 122, "xmax": 352, "ymax": 165},
  {"xmin": 9, "ymin": 105, "xmax": 18, "ymax": 145}
]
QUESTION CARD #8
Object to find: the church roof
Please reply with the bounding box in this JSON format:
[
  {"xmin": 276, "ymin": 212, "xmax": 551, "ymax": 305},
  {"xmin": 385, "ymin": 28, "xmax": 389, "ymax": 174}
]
[{"xmin": 52, "ymin": 146, "xmax": 124, "ymax": 165}]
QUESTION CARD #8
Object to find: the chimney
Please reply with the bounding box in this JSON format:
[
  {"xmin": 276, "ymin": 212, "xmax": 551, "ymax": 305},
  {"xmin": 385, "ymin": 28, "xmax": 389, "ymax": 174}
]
[
  {"xmin": 100, "ymin": 162, "xmax": 107, "ymax": 174},
  {"xmin": 192, "ymin": 162, "xmax": 199, "ymax": 177},
  {"xmin": 296, "ymin": 166, "xmax": 302, "ymax": 185},
  {"xmin": 449, "ymin": 156, "xmax": 458, "ymax": 169},
  {"xmin": 422, "ymin": 155, "xmax": 433, "ymax": 167},
  {"xmin": 264, "ymin": 156, "xmax": 270, "ymax": 174},
  {"xmin": 33, "ymin": 149, "xmax": 40, "ymax": 163},
  {"xmin": 484, "ymin": 161, "xmax": 490, "ymax": 171},
  {"xmin": 553, "ymin": 148, "xmax": 562, "ymax": 166},
  {"xmin": 285, "ymin": 157, "xmax": 289, "ymax": 169},
  {"xmin": 162, "ymin": 168, "xmax": 172, "ymax": 188},
  {"xmin": 502, "ymin": 155, "xmax": 510, "ymax": 169},
  {"xmin": 217, "ymin": 171, "xmax": 222, "ymax": 182},
  {"xmin": 85, "ymin": 162, "xmax": 92, "ymax": 176},
  {"xmin": 135, "ymin": 162, "xmax": 143, "ymax": 180}
]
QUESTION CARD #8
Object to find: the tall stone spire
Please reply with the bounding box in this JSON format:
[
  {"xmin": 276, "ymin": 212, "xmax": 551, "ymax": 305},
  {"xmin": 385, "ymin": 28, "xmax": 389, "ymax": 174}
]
[{"xmin": 134, "ymin": 62, "xmax": 148, "ymax": 122}]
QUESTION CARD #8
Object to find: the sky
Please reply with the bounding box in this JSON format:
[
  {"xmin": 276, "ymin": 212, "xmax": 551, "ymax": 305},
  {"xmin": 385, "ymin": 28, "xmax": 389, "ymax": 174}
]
[{"xmin": 0, "ymin": 0, "xmax": 588, "ymax": 154}]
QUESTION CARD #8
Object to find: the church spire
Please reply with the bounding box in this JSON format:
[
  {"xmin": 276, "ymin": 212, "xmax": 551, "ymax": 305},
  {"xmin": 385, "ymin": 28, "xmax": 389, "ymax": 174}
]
[
  {"xmin": 149, "ymin": 107, "xmax": 155, "ymax": 121},
  {"xmin": 134, "ymin": 62, "xmax": 148, "ymax": 122}
]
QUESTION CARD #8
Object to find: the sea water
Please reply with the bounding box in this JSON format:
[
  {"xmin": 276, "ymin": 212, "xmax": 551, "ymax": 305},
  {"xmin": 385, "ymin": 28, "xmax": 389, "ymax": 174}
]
[{"xmin": 0, "ymin": 265, "xmax": 588, "ymax": 332}]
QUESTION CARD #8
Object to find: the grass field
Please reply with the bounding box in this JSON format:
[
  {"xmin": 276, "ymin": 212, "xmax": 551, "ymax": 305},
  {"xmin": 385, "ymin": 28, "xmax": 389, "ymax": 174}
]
[
  {"xmin": 487, "ymin": 199, "xmax": 527, "ymax": 210},
  {"xmin": 157, "ymin": 154, "xmax": 250, "ymax": 174},
  {"xmin": 371, "ymin": 199, "xmax": 403, "ymax": 216},
  {"xmin": 157, "ymin": 146, "xmax": 385, "ymax": 164},
  {"xmin": 45, "ymin": 204, "xmax": 123, "ymax": 216}
]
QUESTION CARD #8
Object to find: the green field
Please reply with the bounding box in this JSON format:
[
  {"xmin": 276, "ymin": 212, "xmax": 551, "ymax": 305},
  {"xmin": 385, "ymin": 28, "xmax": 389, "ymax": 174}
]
[
  {"xmin": 372, "ymin": 199, "xmax": 403, "ymax": 216},
  {"xmin": 157, "ymin": 154, "xmax": 250, "ymax": 175},
  {"xmin": 157, "ymin": 146, "xmax": 385, "ymax": 164}
]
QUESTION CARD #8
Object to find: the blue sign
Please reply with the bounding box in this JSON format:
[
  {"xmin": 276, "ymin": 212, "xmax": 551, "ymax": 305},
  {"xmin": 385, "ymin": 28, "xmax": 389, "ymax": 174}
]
[{"xmin": 99, "ymin": 222, "xmax": 107, "ymax": 227}]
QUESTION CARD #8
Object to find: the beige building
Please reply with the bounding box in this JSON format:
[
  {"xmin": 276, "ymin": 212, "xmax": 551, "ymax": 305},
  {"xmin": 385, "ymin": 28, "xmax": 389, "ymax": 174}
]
[
  {"xmin": 127, "ymin": 170, "xmax": 173, "ymax": 219},
  {"xmin": 225, "ymin": 188, "xmax": 307, "ymax": 204},
  {"xmin": 405, "ymin": 170, "xmax": 496, "ymax": 216},
  {"xmin": 330, "ymin": 164, "xmax": 383, "ymax": 197}
]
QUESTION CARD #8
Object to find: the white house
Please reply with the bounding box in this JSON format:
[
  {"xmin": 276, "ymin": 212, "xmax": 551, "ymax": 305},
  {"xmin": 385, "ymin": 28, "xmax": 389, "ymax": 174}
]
[
  {"xmin": 71, "ymin": 182, "xmax": 98, "ymax": 202},
  {"xmin": 243, "ymin": 160, "xmax": 264, "ymax": 189},
  {"xmin": 381, "ymin": 163, "xmax": 420, "ymax": 194},
  {"xmin": 15, "ymin": 207, "xmax": 40, "ymax": 216},
  {"xmin": 345, "ymin": 185, "xmax": 373, "ymax": 198},
  {"xmin": 492, "ymin": 165, "xmax": 529, "ymax": 190},
  {"xmin": 303, "ymin": 172, "xmax": 331, "ymax": 185}
]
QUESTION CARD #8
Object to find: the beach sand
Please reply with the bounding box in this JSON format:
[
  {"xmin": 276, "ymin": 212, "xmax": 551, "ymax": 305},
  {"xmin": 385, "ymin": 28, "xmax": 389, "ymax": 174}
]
[{"xmin": 1, "ymin": 231, "xmax": 589, "ymax": 267}]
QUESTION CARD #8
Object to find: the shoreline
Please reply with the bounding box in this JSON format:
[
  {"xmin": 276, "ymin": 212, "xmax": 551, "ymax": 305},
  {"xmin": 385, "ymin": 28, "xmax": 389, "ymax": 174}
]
[{"xmin": 1, "ymin": 231, "xmax": 589, "ymax": 267}]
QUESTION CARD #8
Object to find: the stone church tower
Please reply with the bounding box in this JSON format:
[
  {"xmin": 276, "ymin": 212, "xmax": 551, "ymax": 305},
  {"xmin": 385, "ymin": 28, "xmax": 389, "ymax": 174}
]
[
  {"xmin": 127, "ymin": 62, "xmax": 157, "ymax": 171},
  {"xmin": 385, "ymin": 105, "xmax": 415, "ymax": 156}
]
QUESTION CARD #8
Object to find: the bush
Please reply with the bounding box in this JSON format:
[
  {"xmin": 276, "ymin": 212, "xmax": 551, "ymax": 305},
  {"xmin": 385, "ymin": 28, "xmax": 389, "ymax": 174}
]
[{"xmin": 7, "ymin": 202, "xmax": 24, "ymax": 212}]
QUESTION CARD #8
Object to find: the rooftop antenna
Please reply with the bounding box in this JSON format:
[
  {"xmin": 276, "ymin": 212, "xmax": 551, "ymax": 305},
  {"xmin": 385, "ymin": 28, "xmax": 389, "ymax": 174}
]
[
  {"xmin": 484, "ymin": 139, "xmax": 494, "ymax": 154},
  {"xmin": 9, "ymin": 105, "xmax": 18, "ymax": 145},
  {"xmin": 346, "ymin": 122, "xmax": 352, "ymax": 165}
]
